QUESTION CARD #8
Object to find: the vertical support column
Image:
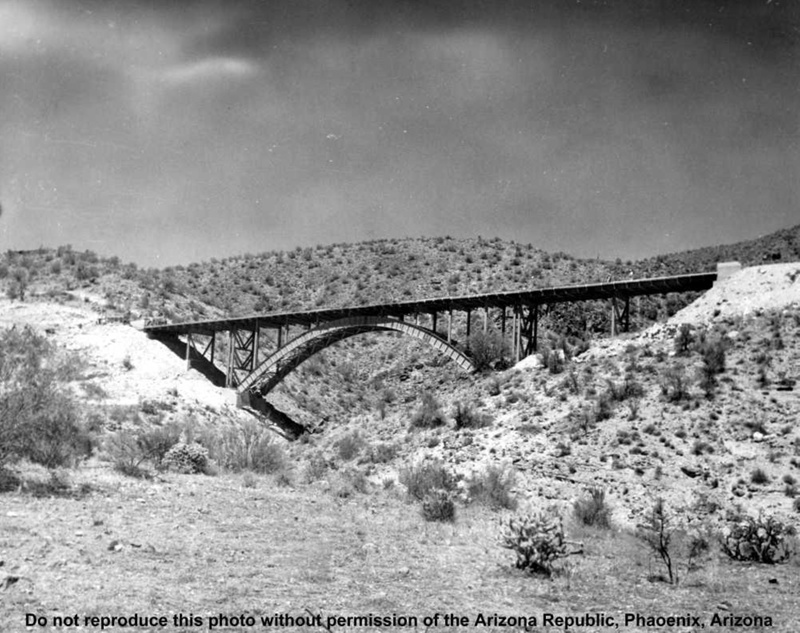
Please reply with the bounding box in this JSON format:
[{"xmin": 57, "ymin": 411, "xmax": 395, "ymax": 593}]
[
  {"xmin": 252, "ymin": 323, "xmax": 260, "ymax": 371},
  {"xmin": 532, "ymin": 303, "xmax": 539, "ymax": 353},
  {"xmin": 623, "ymin": 297, "xmax": 631, "ymax": 332},
  {"xmin": 501, "ymin": 307, "xmax": 506, "ymax": 338},
  {"xmin": 447, "ymin": 310, "xmax": 452, "ymax": 343},
  {"xmin": 432, "ymin": 311, "xmax": 438, "ymax": 334},
  {"xmin": 277, "ymin": 324, "xmax": 283, "ymax": 348},
  {"xmin": 185, "ymin": 332, "xmax": 192, "ymax": 369},
  {"xmin": 483, "ymin": 307, "xmax": 488, "ymax": 334},
  {"xmin": 513, "ymin": 305, "xmax": 521, "ymax": 363},
  {"xmin": 610, "ymin": 297, "xmax": 617, "ymax": 337},
  {"xmin": 226, "ymin": 330, "xmax": 235, "ymax": 388},
  {"xmin": 466, "ymin": 309, "xmax": 472, "ymax": 339},
  {"xmin": 209, "ymin": 332, "xmax": 215, "ymax": 364}
]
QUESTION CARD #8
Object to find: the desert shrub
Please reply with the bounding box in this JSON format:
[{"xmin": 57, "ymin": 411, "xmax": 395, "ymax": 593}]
[
  {"xmin": 751, "ymin": 468, "xmax": 770, "ymax": 485},
  {"xmin": 660, "ymin": 364, "xmax": 691, "ymax": 402},
  {"xmin": 719, "ymin": 514, "xmax": 794, "ymax": 564},
  {"xmin": 698, "ymin": 337, "xmax": 727, "ymax": 397},
  {"xmin": 410, "ymin": 392, "xmax": 447, "ymax": 429},
  {"xmin": 304, "ymin": 453, "xmax": 331, "ymax": 482},
  {"xmin": 7, "ymin": 267, "xmax": 29, "ymax": 301},
  {"xmin": 335, "ymin": 431, "xmax": 364, "ymax": 461},
  {"xmin": 137, "ymin": 424, "xmax": 183, "ymax": 467},
  {"xmin": 637, "ymin": 498, "xmax": 679, "ymax": 584},
  {"xmin": 421, "ymin": 489, "xmax": 456, "ymax": 522},
  {"xmin": 467, "ymin": 329, "xmax": 507, "ymax": 371},
  {"xmin": 594, "ymin": 389, "xmax": 615, "ymax": 421},
  {"xmin": 467, "ymin": 464, "xmax": 517, "ymax": 510},
  {"xmin": 674, "ymin": 323, "xmax": 694, "ymax": 355},
  {"xmin": 114, "ymin": 461, "xmax": 153, "ymax": 479},
  {"xmin": 339, "ymin": 466, "xmax": 370, "ymax": 495},
  {"xmin": 399, "ymin": 459, "xmax": 457, "ymax": 501},
  {"xmin": 453, "ymin": 401, "xmax": 492, "ymax": 430},
  {"xmin": 500, "ymin": 512, "xmax": 575, "ymax": 577},
  {"xmin": 361, "ymin": 441, "xmax": 397, "ymax": 464},
  {"xmin": 567, "ymin": 406, "xmax": 596, "ymax": 435},
  {"xmin": 104, "ymin": 423, "xmax": 182, "ymax": 475},
  {"xmin": 0, "ymin": 326, "xmax": 92, "ymax": 469},
  {"xmin": 605, "ymin": 375, "xmax": 644, "ymax": 403},
  {"xmin": 573, "ymin": 487, "xmax": 612, "ymax": 529},
  {"xmin": 544, "ymin": 348, "xmax": 565, "ymax": 374},
  {"xmin": 206, "ymin": 421, "xmax": 286, "ymax": 474},
  {"xmin": 104, "ymin": 430, "xmax": 149, "ymax": 474},
  {"xmin": 162, "ymin": 441, "xmax": 210, "ymax": 474}
]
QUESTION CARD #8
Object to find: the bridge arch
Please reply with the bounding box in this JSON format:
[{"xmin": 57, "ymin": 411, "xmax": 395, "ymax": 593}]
[{"xmin": 236, "ymin": 316, "xmax": 476, "ymax": 396}]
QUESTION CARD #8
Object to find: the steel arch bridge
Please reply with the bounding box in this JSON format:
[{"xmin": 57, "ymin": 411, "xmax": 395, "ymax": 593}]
[
  {"xmin": 236, "ymin": 315, "xmax": 475, "ymax": 396},
  {"xmin": 143, "ymin": 266, "xmax": 728, "ymax": 435}
]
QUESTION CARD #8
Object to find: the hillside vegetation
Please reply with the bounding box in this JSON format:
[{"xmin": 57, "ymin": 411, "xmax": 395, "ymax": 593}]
[{"xmin": 1, "ymin": 225, "xmax": 800, "ymax": 632}]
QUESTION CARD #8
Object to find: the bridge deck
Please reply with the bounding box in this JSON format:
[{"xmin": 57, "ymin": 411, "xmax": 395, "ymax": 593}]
[{"xmin": 143, "ymin": 271, "xmax": 717, "ymax": 336}]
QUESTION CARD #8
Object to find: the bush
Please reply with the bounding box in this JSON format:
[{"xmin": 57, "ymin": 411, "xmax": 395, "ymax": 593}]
[
  {"xmin": 304, "ymin": 453, "xmax": 330, "ymax": 483},
  {"xmin": 453, "ymin": 401, "xmax": 492, "ymax": 430},
  {"xmin": 138, "ymin": 424, "xmax": 183, "ymax": 468},
  {"xmin": 361, "ymin": 442, "xmax": 397, "ymax": 464},
  {"xmin": 410, "ymin": 393, "xmax": 447, "ymax": 429},
  {"xmin": 399, "ymin": 460, "xmax": 457, "ymax": 501},
  {"xmin": 421, "ymin": 489, "xmax": 456, "ymax": 522},
  {"xmin": 698, "ymin": 337, "xmax": 726, "ymax": 397},
  {"xmin": 674, "ymin": 324, "xmax": 694, "ymax": 355},
  {"xmin": 467, "ymin": 329, "xmax": 507, "ymax": 371},
  {"xmin": 205, "ymin": 421, "xmax": 287, "ymax": 474},
  {"xmin": 637, "ymin": 498, "xmax": 678, "ymax": 583},
  {"xmin": 720, "ymin": 514, "xmax": 794, "ymax": 564},
  {"xmin": 573, "ymin": 487, "xmax": 612, "ymax": 528},
  {"xmin": 162, "ymin": 441, "xmax": 210, "ymax": 474},
  {"xmin": 751, "ymin": 468, "xmax": 770, "ymax": 485},
  {"xmin": 467, "ymin": 465, "xmax": 517, "ymax": 510},
  {"xmin": 500, "ymin": 512, "xmax": 575, "ymax": 576},
  {"xmin": 544, "ymin": 348, "xmax": 565, "ymax": 374},
  {"xmin": 335, "ymin": 431, "xmax": 364, "ymax": 461},
  {"xmin": 660, "ymin": 364, "xmax": 691, "ymax": 402},
  {"xmin": 0, "ymin": 326, "xmax": 92, "ymax": 469}
]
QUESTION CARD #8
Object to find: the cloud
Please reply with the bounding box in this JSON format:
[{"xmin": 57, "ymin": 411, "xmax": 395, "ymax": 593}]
[
  {"xmin": 1, "ymin": 0, "xmax": 798, "ymax": 265},
  {"xmin": 155, "ymin": 56, "xmax": 259, "ymax": 85}
]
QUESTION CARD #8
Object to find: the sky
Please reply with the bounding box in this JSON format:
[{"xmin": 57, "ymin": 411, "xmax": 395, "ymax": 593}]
[{"xmin": 0, "ymin": 0, "xmax": 798, "ymax": 267}]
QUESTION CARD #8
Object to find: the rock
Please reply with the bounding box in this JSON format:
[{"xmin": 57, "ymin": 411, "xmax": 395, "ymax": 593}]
[
  {"xmin": 680, "ymin": 465, "xmax": 702, "ymax": 478},
  {"xmin": 752, "ymin": 432, "xmax": 764, "ymax": 442}
]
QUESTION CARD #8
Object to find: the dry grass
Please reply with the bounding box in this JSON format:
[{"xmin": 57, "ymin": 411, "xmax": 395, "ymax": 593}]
[{"xmin": 1, "ymin": 465, "xmax": 799, "ymax": 633}]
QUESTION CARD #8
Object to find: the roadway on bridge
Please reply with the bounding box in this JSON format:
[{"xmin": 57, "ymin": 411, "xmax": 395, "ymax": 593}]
[{"xmin": 143, "ymin": 271, "xmax": 717, "ymax": 336}]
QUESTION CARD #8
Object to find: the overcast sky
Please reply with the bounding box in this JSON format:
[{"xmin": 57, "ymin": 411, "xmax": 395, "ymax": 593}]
[{"xmin": 0, "ymin": 0, "xmax": 797, "ymax": 266}]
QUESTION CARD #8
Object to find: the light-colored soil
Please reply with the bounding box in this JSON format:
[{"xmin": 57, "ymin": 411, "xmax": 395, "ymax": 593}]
[
  {"xmin": 2, "ymin": 263, "xmax": 800, "ymax": 632},
  {"xmin": 2, "ymin": 467, "xmax": 799, "ymax": 633}
]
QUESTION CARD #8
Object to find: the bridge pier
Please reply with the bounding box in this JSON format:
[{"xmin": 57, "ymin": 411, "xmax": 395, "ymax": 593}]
[
  {"xmin": 610, "ymin": 297, "xmax": 631, "ymax": 336},
  {"xmin": 184, "ymin": 332, "xmax": 216, "ymax": 370},
  {"xmin": 447, "ymin": 310, "xmax": 452, "ymax": 343},
  {"xmin": 226, "ymin": 327, "xmax": 260, "ymax": 388}
]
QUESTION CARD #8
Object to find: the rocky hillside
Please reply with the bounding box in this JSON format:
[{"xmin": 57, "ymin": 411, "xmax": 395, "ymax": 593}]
[
  {"xmin": 0, "ymin": 227, "xmax": 799, "ymax": 528},
  {"xmin": 5, "ymin": 224, "xmax": 799, "ymax": 325}
]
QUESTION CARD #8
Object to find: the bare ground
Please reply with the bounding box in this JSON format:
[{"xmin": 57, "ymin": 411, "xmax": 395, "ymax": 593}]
[{"xmin": 2, "ymin": 466, "xmax": 799, "ymax": 633}]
